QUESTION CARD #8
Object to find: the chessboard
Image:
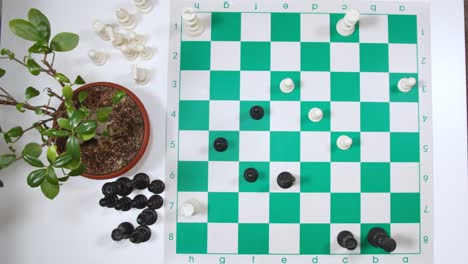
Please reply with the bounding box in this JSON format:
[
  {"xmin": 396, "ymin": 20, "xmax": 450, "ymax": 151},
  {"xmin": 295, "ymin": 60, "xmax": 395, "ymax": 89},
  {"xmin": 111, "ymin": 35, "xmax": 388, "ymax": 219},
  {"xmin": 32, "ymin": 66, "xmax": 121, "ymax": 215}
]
[{"xmin": 165, "ymin": 1, "xmax": 433, "ymax": 263}]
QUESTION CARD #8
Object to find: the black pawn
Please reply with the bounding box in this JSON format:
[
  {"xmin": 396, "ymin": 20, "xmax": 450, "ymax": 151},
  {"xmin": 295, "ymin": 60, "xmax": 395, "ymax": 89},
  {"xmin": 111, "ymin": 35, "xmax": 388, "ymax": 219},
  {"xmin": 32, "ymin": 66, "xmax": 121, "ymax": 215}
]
[
  {"xmin": 367, "ymin": 227, "xmax": 397, "ymax": 253},
  {"xmin": 277, "ymin": 172, "xmax": 295, "ymax": 189},
  {"xmin": 114, "ymin": 197, "xmax": 132, "ymax": 211},
  {"xmin": 130, "ymin": 226, "xmax": 152, "ymax": 244},
  {"xmin": 250, "ymin": 105, "xmax": 264, "ymax": 120},
  {"xmin": 102, "ymin": 182, "xmax": 121, "ymax": 197},
  {"xmin": 338, "ymin": 231, "xmax": 358, "ymax": 250},
  {"xmin": 131, "ymin": 194, "xmax": 148, "ymax": 209},
  {"xmin": 148, "ymin": 180, "xmax": 165, "ymax": 194},
  {"xmin": 137, "ymin": 208, "xmax": 158, "ymax": 226},
  {"xmin": 99, "ymin": 195, "xmax": 118, "ymax": 208},
  {"xmin": 133, "ymin": 173, "xmax": 150, "ymax": 190},
  {"xmin": 111, "ymin": 222, "xmax": 134, "ymax": 241},
  {"xmin": 213, "ymin": 137, "xmax": 228, "ymax": 152},
  {"xmin": 147, "ymin": 195, "xmax": 164, "ymax": 210},
  {"xmin": 244, "ymin": 168, "xmax": 259, "ymax": 183}
]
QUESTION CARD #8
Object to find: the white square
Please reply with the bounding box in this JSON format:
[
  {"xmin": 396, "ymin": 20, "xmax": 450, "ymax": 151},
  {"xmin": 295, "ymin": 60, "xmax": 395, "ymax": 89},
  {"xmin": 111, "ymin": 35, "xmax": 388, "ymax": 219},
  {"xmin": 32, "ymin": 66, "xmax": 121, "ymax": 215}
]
[
  {"xmin": 207, "ymin": 223, "xmax": 238, "ymax": 253},
  {"xmin": 239, "ymin": 193, "xmax": 269, "ymax": 223},
  {"xmin": 271, "ymin": 42, "xmax": 301, "ymax": 71},
  {"xmin": 330, "ymin": 224, "xmax": 361, "ymax": 254},
  {"xmin": 240, "ymin": 71, "xmax": 271, "ymax": 101},
  {"xmin": 300, "ymin": 193, "xmax": 331, "ymax": 223},
  {"xmin": 330, "ymin": 102, "xmax": 360, "ymax": 132},
  {"xmin": 182, "ymin": 13, "xmax": 211, "ymax": 41},
  {"xmin": 208, "ymin": 162, "xmax": 239, "ymax": 192},
  {"xmin": 301, "ymin": 72, "xmax": 331, "ymax": 101},
  {"xmin": 210, "ymin": 41, "xmax": 240, "ymax": 70},
  {"xmin": 391, "ymin": 163, "xmax": 420, "ymax": 193},
  {"xmin": 241, "ymin": 13, "xmax": 271, "ymax": 41},
  {"xmin": 361, "ymin": 193, "xmax": 391, "ymax": 223},
  {"xmin": 269, "ymin": 224, "xmax": 300, "ymax": 254},
  {"xmin": 391, "ymin": 224, "xmax": 420, "ymax": 253},
  {"xmin": 389, "ymin": 44, "xmax": 417, "ymax": 73},
  {"xmin": 361, "ymin": 132, "xmax": 390, "ymax": 162},
  {"xmin": 331, "ymin": 43, "xmax": 360, "ymax": 72},
  {"xmin": 271, "ymin": 101, "xmax": 301, "ymax": 131},
  {"xmin": 390, "ymin": 103, "xmax": 419, "ymax": 132},
  {"xmin": 270, "ymin": 162, "xmax": 300, "ymax": 192},
  {"xmin": 300, "ymin": 132, "xmax": 331, "ymax": 162},
  {"xmin": 240, "ymin": 131, "xmax": 270, "ymax": 161},
  {"xmin": 179, "ymin": 131, "xmax": 208, "ymax": 161},
  {"xmin": 331, "ymin": 162, "xmax": 360, "ymax": 193},
  {"xmin": 181, "ymin": 71, "xmax": 210, "ymax": 100},
  {"xmin": 360, "ymin": 73, "xmax": 390, "ymax": 102},
  {"xmin": 177, "ymin": 192, "xmax": 208, "ymax": 223},
  {"xmin": 359, "ymin": 15, "xmax": 388, "ymax": 43},
  {"xmin": 209, "ymin": 101, "xmax": 240, "ymax": 131},
  {"xmin": 301, "ymin": 14, "xmax": 330, "ymax": 42}
]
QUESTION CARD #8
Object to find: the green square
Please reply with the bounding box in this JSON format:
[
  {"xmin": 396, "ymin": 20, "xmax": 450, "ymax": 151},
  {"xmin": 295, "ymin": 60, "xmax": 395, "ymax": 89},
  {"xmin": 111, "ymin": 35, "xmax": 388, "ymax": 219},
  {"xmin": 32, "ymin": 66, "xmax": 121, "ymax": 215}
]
[
  {"xmin": 209, "ymin": 131, "xmax": 239, "ymax": 161},
  {"xmin": 176, "ymin": 223, "xmax": 207, "ymax": 254},
  {"xmin": 330, "ymin": 13, "xmax": 359, "ymax": 42},
  {"xmin": 270, "ymin": 193, "xmax": 300, "ymax": 223},
  {"xmin": 301, "ymin": 102, "xmax": 330, "ymax": 131},
  {"xmin": 208, "ymin": 192, "xmax": 239, "ymax": 223},
  {"xmin": 390, "ymin": 73, "xmax": 419, "ymax": 102},
  {"xmin": 271, "ymin": 13, "xmax": 300, "ymax": 41},
  {"xmin": 301, "ymin": 42, "xmax": 330, "ymax": 71},
  {"xmin": 360, "ymin": 103, "xmax": 390, "ymax": 132},
  {"xmin": 360, "ymin": 44, "xmax": 389, "ymax": 72},
  {"xmin": 239, "ymin": 162, "xmax": 270, "ymax": 192},
  {"xmin": 300, "ymin": 224, "xmax": 331, "ymax": 254},
  {"xmin": 211, "ymin": 12, "xmax": 241, "ymax": 41},
  {"xmin": 178, "ymin": 161, "xmax": 208, "ymax": 192},
  {"xmin": 270, "ymin": 132, "xmax": 300, "ymax": 162},
  {"xmin": 271, "ymin": 72, "xmax": 301, "ymax": 101},
  {"xmin": 390, "ymin": 133, "xmax": 420, "ymax": 162},
  {"xmin": 361, "ymin": 224, "xmax": 391, "ymax": 254},
  {"xmin": 331, "ymin": 132, "xmax": 361, "ymax": 162},
  {"xmin": 240, "ymin": 101, "xmax": 270, "ymax": 131},
  {"xmin": 331, "ymin": 72, "xmax": 360, "ymax": 101},
  {"xmin": 388, "ymin": 15, "xmax": 417, "ymax": 44},
  {"xmin": 361, "ymin": 163, "xmax": 390, "ymax": 192},
  {"xmin": 210, "ymin": 71, "xmax": 240, "ymax": 100},
  {"xmin": 331, "ymin": 193, "xmax": 361, "ymax": 223},
  {"xmin": 238, "ymin": 224, "xmax": 269, "ymax": 254},
  {"xmin": 300, "ymin": 163, "xmax": 331, "ymax": 192},
  {"xmin": 391, "ymin": 193, "xmax": 420, "ymax": 223},
  {"xmin": 179, "ymin": 101, "xmax": 209, "ymax": 130},
  {"xmin": 241, "ymin": 42, "xmax": 271, "ymax": 71},
  {"xmin": 181, "ymin": 41, "xmax": 211, "ymax": 70}
]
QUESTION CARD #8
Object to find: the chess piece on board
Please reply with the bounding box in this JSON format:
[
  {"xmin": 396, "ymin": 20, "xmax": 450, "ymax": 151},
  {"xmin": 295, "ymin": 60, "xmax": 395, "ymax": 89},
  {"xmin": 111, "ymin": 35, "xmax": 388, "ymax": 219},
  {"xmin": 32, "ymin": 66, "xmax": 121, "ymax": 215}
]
[
  {"xmin": 182, "ymin": 199, "xmax": 201, "ymax": 217},
  {"xmin": 337, "ymin": 231, "xmax": 358, "ymax": 250},
  {"xmin": 244, "ymin": 168, "xmax": 259, "ymax": 183},
  {"xmin": 213, "ymin": 137, "xmax": 228, "ymax": 152},
  {"xmin": 280, "ymin": 78, "xmax": 295, "ymax": 93},
  {"xmin": 308, "ymin": 108, "xmax": 323, "ymax": 122},
  {"xmin": 336, "ymin": 9, "xmax": 360, "ymax": 36},
  {"xmin": 398, "ymin": 77, "xmax": 417, "ymax": 93},
  {"xmin": 250, "ymin": 105, "xmax": 265, "ymax": 120},
  {"xmin": 182, "ymin": 8, "xmax": 204, "ymax": 36},
  {"xmin": 277, "ymin": 172, "xmax": 295, "ymax": 189},
  {"xmin": 336, "ymin": 135, "xmax": 353, "ymax": 150},
  {"xmin": 367, "ymin": 227, "xmax": 397, "ymax": 253}
]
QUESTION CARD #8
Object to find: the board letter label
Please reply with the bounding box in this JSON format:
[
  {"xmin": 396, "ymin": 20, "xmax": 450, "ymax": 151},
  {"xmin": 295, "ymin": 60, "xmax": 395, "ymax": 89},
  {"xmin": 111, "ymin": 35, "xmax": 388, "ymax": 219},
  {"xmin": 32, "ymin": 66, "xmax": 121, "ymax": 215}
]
[
  {"xmin": 343, "ymin": 257, "xmax": 349, "ymax": 263},
  {"xmin": 251, "ymin": 256, "xmax": 255, "ymax": 263},
  {"xmin": 193, "ymin": 3, "xmax": 200, "ymax": 9},
  {"xmin": 400, "ymin": 5, "xmax": 406, "ymax": 11},
  {"xmin": 188, "ymin": 256, "xmax": 195, "ymax": 263},
  {"xmin": 283, "ymin": 3, "xmax": 289, "ymax": 9},
  {"xmin": 219, "ymin": 257, "xmax": 226, "ymax": 264},
  {"xmin": 370, "ymin": 5, "xmax": 377, "ymax": 12},
  {"xmin": 281, "ymin": 257, "xmax": 287, "ymax": 263},
  {"xmin": 224, "ymin": 1, "xmax": 230, "ymax": 8},
  {"xmin": 312, "ymin": 4, "xmax": 319, "ymax": 11},
  {"xmin": 373, "ymin": 256, "xmax": 379, "ymax": 263},
  {"xmin": 312, "ymin": 257, "xmax": 319, "ymax": 263},
  {"xmin": 403, "ymin": 257, "xmax": 409, "ymax": 263}
]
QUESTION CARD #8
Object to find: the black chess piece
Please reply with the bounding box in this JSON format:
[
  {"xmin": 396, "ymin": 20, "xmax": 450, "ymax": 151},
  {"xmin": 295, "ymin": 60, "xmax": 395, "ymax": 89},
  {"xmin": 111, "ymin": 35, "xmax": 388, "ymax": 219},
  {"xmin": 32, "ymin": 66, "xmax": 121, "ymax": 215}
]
[
  {"xmin": 244, "ymin": 168, "xmax": 259, "ymax": 183},
  {"xmin": 102, "ymin": 177, "xmax": 133, "ymax": 197},
  {"xmin": 250, "ymin": 105, "xmax": 264, "ymax": 120},
  {"xmin": 367, "ymin": 227, "xmax": 397, "ymax": 253},
  {"xmin": 213, "ymin": 137, "xmax": 228, "ymax": 152},
  {"xmin": 148, "ymin": 180, "xmax": 165, "ymax": 194},
  {"xmin": 133, "ymin": 173, "xmax": 150, "ymax": 190},
  {"xmin": 137, "ymin": 208, "xmax": 158, "ymax": 226},
  {"xmin": 111, "ymin": 222, "xmax": 134, "ymax": 241},
  {"xmin": 147, "ymin": 195, "xmax": 164, "ymax": 210},
  {"xmin": 277, "ymin": 172, "xmax": 295, "ymax": 189},
  {"xmin": 131, "ymin": 194, "xmax": 148, "ymax": 209},
  {"xmin": 337, "ymin": 231, "xmax": 358, "ymax": 250},
  {"xmin": 114, "ymin": 197, "xmax": 132, "ymax": 211},
  {"xmin": 116, "ymin": 177, "xmax": 134, "ymax": 196},
  {"xmin": 99, "ymin": 195, "xmax": 119, "ymax": 208},
  {"xmin": 130, "ymin": 225, "xmax": 152, "ymax": 244}
]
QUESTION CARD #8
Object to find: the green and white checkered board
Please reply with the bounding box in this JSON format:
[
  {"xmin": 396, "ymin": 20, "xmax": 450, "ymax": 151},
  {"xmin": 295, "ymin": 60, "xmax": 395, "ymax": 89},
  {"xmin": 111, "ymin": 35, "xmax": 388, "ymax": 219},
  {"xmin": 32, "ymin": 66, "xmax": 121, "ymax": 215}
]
[{"xmin": 166, "ymin": 1, "xmax": 433, "ymax": 263}]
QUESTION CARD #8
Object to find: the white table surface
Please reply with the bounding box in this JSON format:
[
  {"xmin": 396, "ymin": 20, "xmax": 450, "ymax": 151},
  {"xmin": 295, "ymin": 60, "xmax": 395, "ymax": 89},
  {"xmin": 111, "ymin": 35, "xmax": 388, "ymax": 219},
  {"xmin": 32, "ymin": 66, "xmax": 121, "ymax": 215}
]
[{"xmin": 0, "ymin": 0, "xmax": 466, "ymax": 263}]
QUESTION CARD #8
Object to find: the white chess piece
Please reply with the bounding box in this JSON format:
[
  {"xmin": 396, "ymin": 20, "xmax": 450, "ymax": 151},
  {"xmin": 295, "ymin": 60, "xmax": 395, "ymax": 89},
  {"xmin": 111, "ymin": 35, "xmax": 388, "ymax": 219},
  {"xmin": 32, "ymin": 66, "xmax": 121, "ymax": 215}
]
[
  {"xmin": 128, "ymin": 31, "xmax": 145, "ymax": 46},
  {"xmin": 133, "ymin": 0, "xmax": 153, "ymax": 14},
  {"xmin": 88, "ymin": 50, "xmax": 107, "ymax": 66},
  {"xmin": 280, "ymin": 78, "xmax": 295, "ymax": 93},
  {"xmin": 181, "ymin": 199, "xmax": 201, "ymax": 217},
  {"xmin": 93, "ymin": 20, "xmax": 111, "ymax": 41},
  {"xmin": 106, "ymin": 26, "xmax": 126, "ymax": 47},
  {"xmin": 397, "ymin": 77, "xmax": 417, "ymax": 93},
  {"xmin": 132, "ymin": 65, "xmax": 150, "ymax": 85},
  {"xmin": 116, "ymin": 8, "xmax": 137, "ymax": 30},
  {"xmin": 336, "ymin": 9, "xmax": 360, "ymax": 37},
  {"xmin": 182, "ymin": 8, "xmax": 204, "ymax": 36},
  {"xmin": 308, "ymin": 108, "xmax": 323, "ymax": 122},
  {"xmin": 135, "ymin": 44, "xmax": 153, "ymax": 60},
  {"xmin": 337, "ymin": 135, "xmax": 353, "ymax": 150},
  {"xmin": 121, "ymin": 44, "xmax": 138, "ymax": 61}
]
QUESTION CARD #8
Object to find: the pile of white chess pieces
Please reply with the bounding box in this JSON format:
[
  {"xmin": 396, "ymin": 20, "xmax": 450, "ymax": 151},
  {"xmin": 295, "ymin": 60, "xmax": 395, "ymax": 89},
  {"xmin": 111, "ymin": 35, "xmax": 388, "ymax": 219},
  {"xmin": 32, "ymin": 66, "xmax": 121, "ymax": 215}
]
[{"xmin": 88, "ymin": 0, "xmax": 154, "ymax": 85}]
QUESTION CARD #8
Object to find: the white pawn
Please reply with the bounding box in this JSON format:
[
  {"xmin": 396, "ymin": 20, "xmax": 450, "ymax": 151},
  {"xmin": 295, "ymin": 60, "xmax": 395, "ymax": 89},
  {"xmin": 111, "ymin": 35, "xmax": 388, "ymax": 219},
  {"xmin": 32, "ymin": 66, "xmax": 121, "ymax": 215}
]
[
  {"xmin": 116, "ymin": 8, "xmax": 137, "ymax": 30},
  {"xmin": 121, "ymin": 44, "xmax": 138, "ymax": 61},
  {"xmin": 398, "ymin": 77, "xmax": 417, "ymax": 93},
  {"xmin": 106, "ymin": 27, "xmax": 126, "ymax": 47},
  {"xmin": 336, "ymin": 9, "xmax": 360, "ymax": 37},
  {"xmin": 181, "ymin": 199, "xmax": 201, "ymax": 217},
  {"xmin": 128, "ymin": 31, "xmax": 145, "ymax": 46},
  {"xmin": 88, "ymin": 50, "xmax": 107, "ymax": 66},
  {"xmin": 182, "ymin": 8, "xmax": 204, "ymax": 36},
  {"xmin": 337, "ymin": 135, "xmax": 353, "ymax": 150},
  {"xmin": 280, "ymin": 78, "xmax": 295, "ymax": 93},
  {"xmin": 308, "ymin": 108, "xmax": 323, "ymax": 122},
  {"xmin": 132, "ymin": 65, "xmax": 151, "ymax": 85},
  {"xmin": 133, "ymin": 0, "xmax": 153, "ymax": 14},
  {"xmin": 135, "ymin": 44, "xmax": 153, "ymax": 60},
  {"xmin": 93, "ymin": 20, "xmax": 111, "ymax": 41}
]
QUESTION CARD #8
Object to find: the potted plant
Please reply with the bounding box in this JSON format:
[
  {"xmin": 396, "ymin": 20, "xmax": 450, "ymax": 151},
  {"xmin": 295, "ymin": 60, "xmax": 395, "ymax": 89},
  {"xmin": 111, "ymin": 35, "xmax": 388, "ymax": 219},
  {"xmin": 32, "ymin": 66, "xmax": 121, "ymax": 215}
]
[{"xmin": 0, "ymin": 9, "xmax": 150, "ymax": 199}]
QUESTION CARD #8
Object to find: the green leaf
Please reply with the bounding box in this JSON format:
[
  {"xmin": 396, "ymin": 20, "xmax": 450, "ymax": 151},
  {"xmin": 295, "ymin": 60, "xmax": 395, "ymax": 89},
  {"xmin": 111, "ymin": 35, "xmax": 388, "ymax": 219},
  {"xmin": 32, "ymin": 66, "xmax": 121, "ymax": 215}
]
[
  {"xmin": 0, "ymin": 154, "xmax": 16, "ymax": 169},
  {"xmin": 74, "ymin": 75, "xmax": 85, "ymax": 85},
  {"xmin": 25, "ymin": 86, "xmax": 40, "ymax": 99},
  {"xmin": 112, "ymin": 90, "xmax": 126, "ymax": 104},
  {"xmin": 34, "ymin": 109, "xmax": 44, "ymax": 115},
  {"xmin": 68, "ymin": 164, "xmax": 86, "ymax": 176},
  {"xmin": 23, "ymin": 155, "xmax": 45, "ymax": 167},
  {"xmin": 16, "ymin": 103, "xmax": 25, "ymax": 113},
  {"xmin": 50, "ymin": 32, "xmax": 79, "ymax": 52},
  {"xmin": 76, "ymin": 120, "xmax": 97, "ymax": 135},
  {"xmin": 53, "ymin": 152, "xmax": 73, "ymax": 168},
  {"xmin": 55, "ymin": 73, "xmax": 71, "ymax": 84},
  {"xmin": 7, "ymin": 126, "xmax": 24, "ymax": 138},
  {"xmin": 9, "ymin": 19, "xmax": 42, "ymax": 41},
  {"xmin": 0, "ymin": 68, "xmax": 6, "ymax": 78},
  {"xmin": 69, "ymin": 110, "xmax": 86, "ymax": 127},
  {"xmin": 66, "ymin": 136, "xmax": 80, "ymax": 160},
  {"xmin": 3, "ymin": 133, "xmax": 12, "ymax": 144},
  {"xmin": 57, "ymin": 118, "xmax": 72, "ymax": 130},
  {"xmin": 26, "ymin": 58, "xmax": 41, "ymax": 76},
  {"xmin": 47, "ymin": 129, "xmax": 70, "ymax": 138},
  {"xmin": 46, "ymin": 166, "xmax": 58, "ymax": 184},
  {"xmin": 28, "ymin": 42, "xmax": 51, "ymax": 54},
  {"xmin": 28, "ymin": 8, "xmax": 51, "ymax": 41},
  {"xmin": 58, "ymin": 176, "xmax": 70, "ymax": 182},
  {"xmin": 46, "ymin": 145, "xmax": 57, "ymax": 163},
  {"xmin": 40, "ymin": 179, "xmax": 59, "ymax": 199},
  {"xmin": 22, "ymin": 143, "xmax": 42, "ymax": 158},
  {"xmin": 65, "ymin": 157, "xmax": 81, "ymax": 170},
  {"xmin": 62, "ymin": 85, "xmax": 73, "ymax": 100},
  {"xmin": 0, "ymin": 49, "xmax": 8, "ymax": 55},
  {"xmin": 27, "ymin": 168, "xmax": 47, "ymax": 187},
  {"xmin": 97, "ymin": 107, "xmax": 113, "ymax": 123},
  {"xmin": 78, "ymin": 91, "xmax": 88, "ymax": 103},
  {"xmin": 78, "ymin": 131, "xmax": 96, "ymax": 141}
]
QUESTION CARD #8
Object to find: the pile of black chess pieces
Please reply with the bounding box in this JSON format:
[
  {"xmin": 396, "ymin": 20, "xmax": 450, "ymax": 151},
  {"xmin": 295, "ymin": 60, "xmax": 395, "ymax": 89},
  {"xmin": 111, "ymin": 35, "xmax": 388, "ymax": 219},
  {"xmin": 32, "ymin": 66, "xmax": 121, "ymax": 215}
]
[{"xmin": 99, "ymin": 172, "xmax": 165, "ymax": 244}]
